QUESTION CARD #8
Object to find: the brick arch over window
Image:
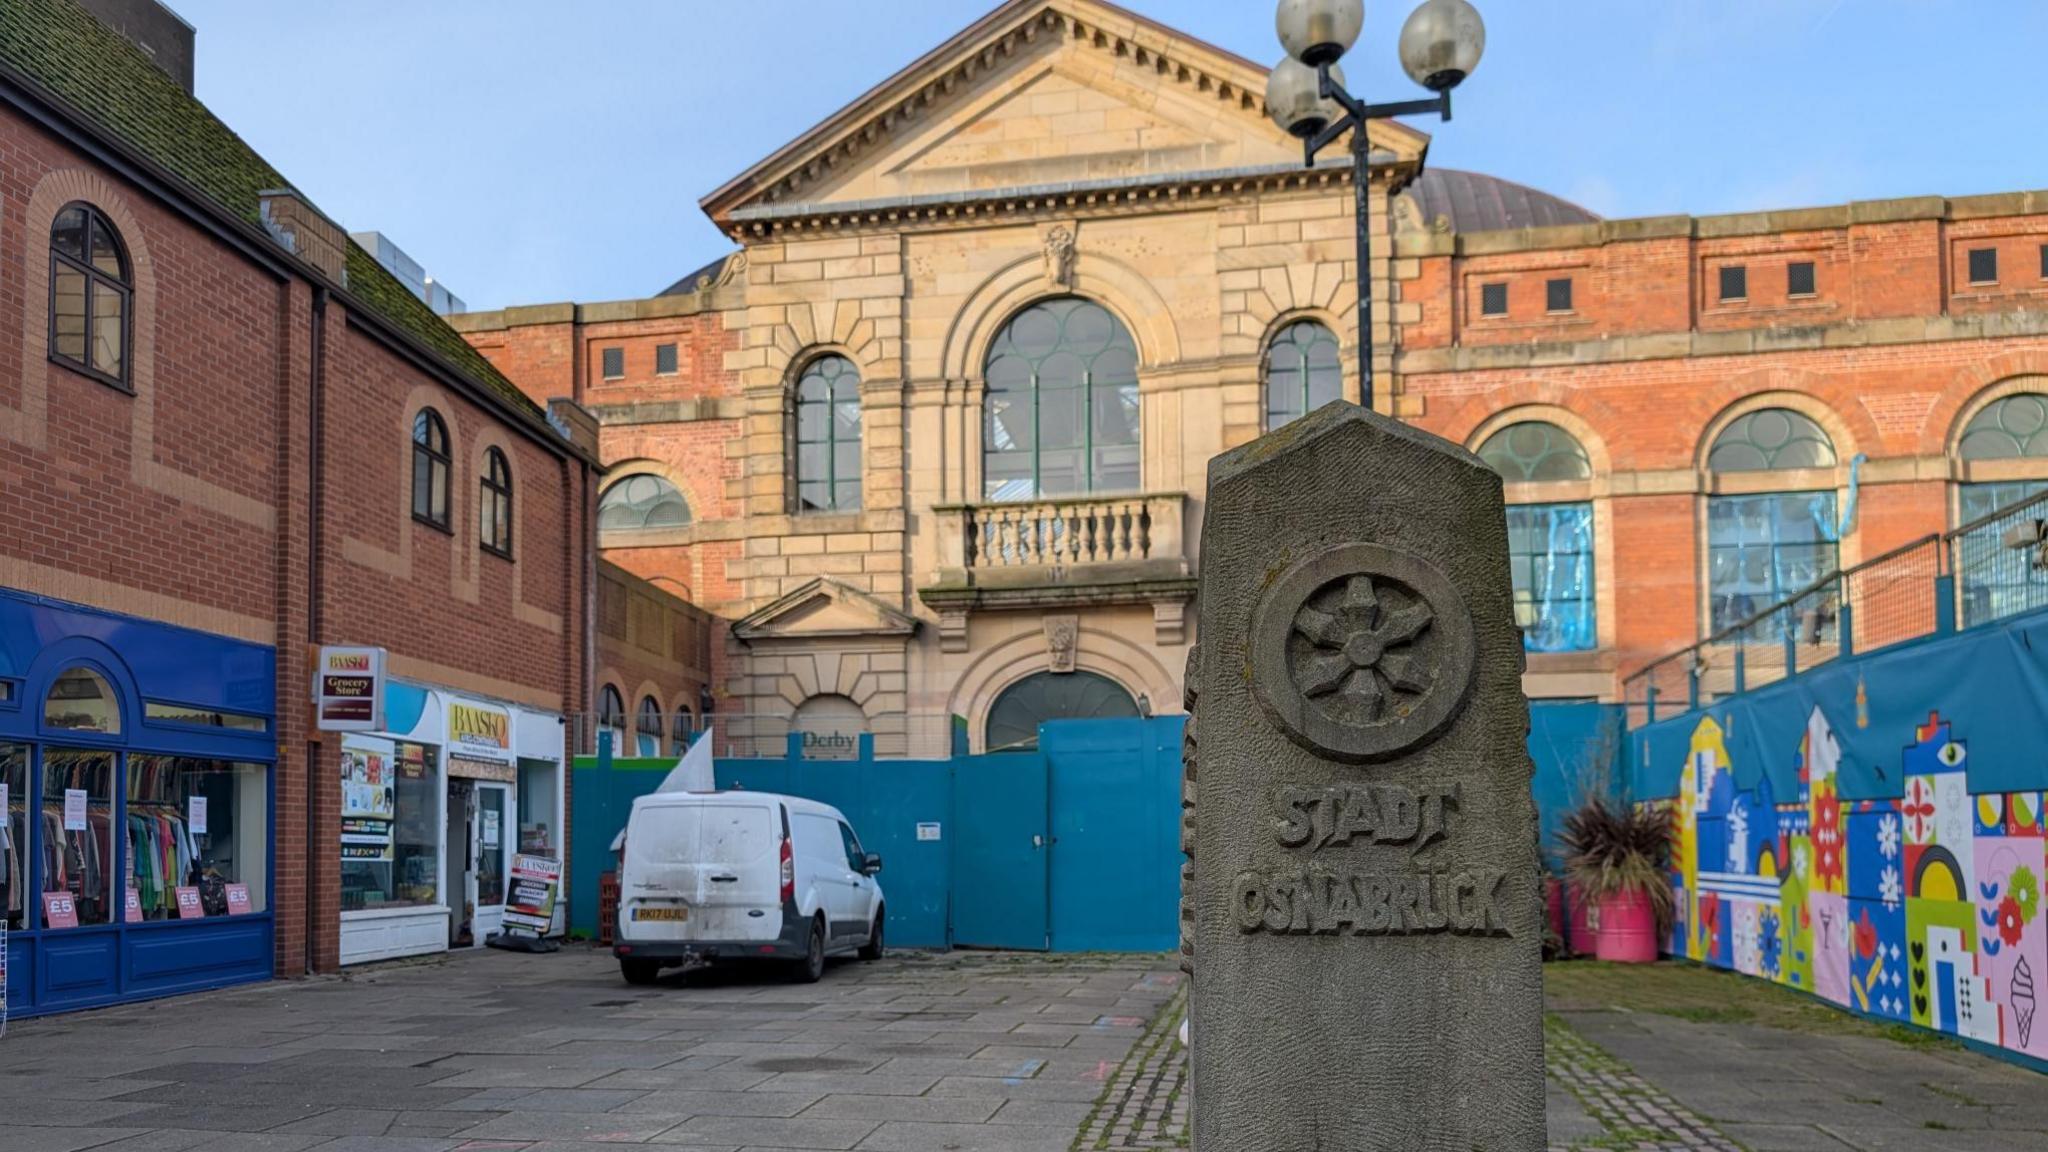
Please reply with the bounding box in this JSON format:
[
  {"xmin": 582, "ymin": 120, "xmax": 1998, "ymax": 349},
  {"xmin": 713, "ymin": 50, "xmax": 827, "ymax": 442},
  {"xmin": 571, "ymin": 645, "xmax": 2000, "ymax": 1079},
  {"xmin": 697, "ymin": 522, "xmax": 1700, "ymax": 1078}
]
[
  {"xmin": 11, "ymin": 169, "xmax": 271, "ymax": 530},
  {"xmin": 344, "ymin": 383, "xmax": 461, "ymax": 584},
  {"xmin": 1464, "ymin": 406, "xmax": 1614, "ymax": 492},
  {"xmin": 1946, "ymin": 374, "xmax": 2048, "ymax": 529},
  {"xmin": 1931, "ymin": 352, "xmax": 2048, "ymax": 456},
  {"xmin": 1946, "ymin": 373, "xmax": 2048, "ymax": 476},
  {"xmin": 596, "ymin": 458, "xmax": 702, "ymax": 534},
  {"xmin": 941, "ymin": 249, "xmax": 1179, "ymax": 382},
  {"xmin": 1695, "ymin": 391, "xmax": 1860, "ymax": 481}
]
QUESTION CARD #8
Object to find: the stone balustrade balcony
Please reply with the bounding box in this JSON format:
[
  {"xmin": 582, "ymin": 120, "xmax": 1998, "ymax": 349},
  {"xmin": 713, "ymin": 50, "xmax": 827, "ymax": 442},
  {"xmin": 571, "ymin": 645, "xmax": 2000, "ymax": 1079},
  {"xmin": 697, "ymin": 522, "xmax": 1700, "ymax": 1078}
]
[{"xmin": 919, "ymin": 492, "xmax": 1196, "ymax": 650}]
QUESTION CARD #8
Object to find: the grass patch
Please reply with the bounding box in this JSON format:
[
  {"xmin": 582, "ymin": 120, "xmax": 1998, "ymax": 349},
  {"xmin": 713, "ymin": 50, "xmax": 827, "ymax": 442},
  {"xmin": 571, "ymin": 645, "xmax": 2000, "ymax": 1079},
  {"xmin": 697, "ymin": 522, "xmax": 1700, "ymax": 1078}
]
[{"xmin": 1547, "ymin": 959, "xmax": 1947, "ymax": 1050}]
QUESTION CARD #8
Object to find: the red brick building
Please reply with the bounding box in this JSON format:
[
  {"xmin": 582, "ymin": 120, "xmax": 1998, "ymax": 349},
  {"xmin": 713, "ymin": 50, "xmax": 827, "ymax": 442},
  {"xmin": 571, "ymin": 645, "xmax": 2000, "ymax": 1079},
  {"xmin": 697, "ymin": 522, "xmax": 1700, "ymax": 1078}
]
[
  {"xmin": 0, "ymin": 0, "xmax": 599, "ymax": 1014},
  {"xmin": 450, "ymin": 0, "xmax": 2048, "ymax": 755}
]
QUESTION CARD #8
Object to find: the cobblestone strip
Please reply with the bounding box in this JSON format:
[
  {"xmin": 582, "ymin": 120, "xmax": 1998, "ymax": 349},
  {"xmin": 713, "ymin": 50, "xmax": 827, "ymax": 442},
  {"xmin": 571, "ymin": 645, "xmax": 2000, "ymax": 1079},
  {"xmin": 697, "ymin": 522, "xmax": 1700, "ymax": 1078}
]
[
  {"xmin": 1544, "ymin": 1015, "xmax": 1742, "ymax": 1152},
  {"xmin": 1073, "ymin": 986, "xmax": 1189, "ymax": 1150}
]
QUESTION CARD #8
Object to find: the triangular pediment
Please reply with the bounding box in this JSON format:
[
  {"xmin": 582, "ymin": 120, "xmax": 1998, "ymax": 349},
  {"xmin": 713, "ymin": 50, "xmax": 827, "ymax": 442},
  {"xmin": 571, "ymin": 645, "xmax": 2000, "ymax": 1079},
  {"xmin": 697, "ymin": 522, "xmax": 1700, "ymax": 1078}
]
[
  {"xmin": 701, "ymin": 0, "xmax": 1430, "ymax": 226},
  {"xmin": 733, "ymin": 578, "xmax": 920, "ymax": 643}
]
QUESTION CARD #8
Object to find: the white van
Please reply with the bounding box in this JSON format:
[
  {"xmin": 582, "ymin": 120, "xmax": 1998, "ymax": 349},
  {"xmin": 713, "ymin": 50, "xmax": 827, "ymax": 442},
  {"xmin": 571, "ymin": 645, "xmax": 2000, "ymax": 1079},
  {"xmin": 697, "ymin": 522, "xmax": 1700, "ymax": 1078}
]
[{"xmin": 613, "ymin": 791, "xmax": 885, "ymax": 985}]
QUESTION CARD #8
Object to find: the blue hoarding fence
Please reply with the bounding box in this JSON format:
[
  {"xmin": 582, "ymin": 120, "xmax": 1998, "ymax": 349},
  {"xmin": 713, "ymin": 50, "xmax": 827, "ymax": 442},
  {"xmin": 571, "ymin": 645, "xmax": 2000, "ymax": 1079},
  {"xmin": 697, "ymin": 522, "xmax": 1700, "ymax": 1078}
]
[{"xmin": 572, "ymin": 706, "xmax": 1612, "ymax": 951}]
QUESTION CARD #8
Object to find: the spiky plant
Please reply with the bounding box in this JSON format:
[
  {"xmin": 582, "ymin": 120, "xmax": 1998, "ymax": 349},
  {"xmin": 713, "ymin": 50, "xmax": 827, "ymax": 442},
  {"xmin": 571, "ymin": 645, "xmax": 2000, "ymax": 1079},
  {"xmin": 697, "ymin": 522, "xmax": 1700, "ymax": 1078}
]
[{"xmin": 1556, "ymin": 798, "xmax": 1676, "ymax": 936}]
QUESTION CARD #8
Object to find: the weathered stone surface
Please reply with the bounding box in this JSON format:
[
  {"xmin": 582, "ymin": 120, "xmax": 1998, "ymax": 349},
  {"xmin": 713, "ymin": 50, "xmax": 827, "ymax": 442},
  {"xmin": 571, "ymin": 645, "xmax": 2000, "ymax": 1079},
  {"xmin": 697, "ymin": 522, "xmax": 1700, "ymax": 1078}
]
[{"xmin": 1189, "ymin": 401, "xmax": 1545, "ymax": 1150}]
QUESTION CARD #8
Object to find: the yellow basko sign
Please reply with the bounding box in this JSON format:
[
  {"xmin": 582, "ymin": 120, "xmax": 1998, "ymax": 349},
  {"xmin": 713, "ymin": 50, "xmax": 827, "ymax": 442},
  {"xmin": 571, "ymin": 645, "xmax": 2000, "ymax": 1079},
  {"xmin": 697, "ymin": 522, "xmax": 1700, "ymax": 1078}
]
[{"xmin": 449, "ymin": 702, "xmax": 510, "ymax": 750}]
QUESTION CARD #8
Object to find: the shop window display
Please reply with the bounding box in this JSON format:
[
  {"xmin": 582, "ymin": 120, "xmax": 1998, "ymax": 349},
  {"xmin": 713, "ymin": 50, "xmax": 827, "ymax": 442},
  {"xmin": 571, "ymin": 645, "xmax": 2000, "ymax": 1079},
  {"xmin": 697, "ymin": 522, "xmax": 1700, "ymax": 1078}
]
[
  {"xmin": 125, "ymin": 757, "xmax": 267, "ymax": 919},
  {"xmin": 340, "ymin": 736, "xmax": 441, "ymax": 912},
  {"xmin": 43, "ymin": 749, "xmax": 114, "ymax": 927},
  {"xmin": 3, "ymin": 742, "xmax": 24, "ymax": 930},
  {"xmin": 517, "ymin": 757, "xmax": 557, "ymax": 859}
]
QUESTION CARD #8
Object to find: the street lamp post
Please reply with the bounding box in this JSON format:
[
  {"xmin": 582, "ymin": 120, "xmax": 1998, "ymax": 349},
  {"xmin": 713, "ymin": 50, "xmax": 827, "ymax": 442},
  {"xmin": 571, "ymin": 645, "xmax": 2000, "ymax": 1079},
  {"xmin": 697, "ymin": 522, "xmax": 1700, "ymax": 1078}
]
[{"xmin": 1266, "ymin": 0, "xmax": 1485, "ymax": 411}]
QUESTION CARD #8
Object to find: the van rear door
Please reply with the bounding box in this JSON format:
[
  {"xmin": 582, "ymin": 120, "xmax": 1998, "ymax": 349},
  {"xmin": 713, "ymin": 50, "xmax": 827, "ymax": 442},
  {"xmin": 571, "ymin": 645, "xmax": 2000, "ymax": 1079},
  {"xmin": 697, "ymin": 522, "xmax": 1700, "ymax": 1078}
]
[{"xmin": 623, "ymin": 800, "xmax": 781, "ymax": 943}]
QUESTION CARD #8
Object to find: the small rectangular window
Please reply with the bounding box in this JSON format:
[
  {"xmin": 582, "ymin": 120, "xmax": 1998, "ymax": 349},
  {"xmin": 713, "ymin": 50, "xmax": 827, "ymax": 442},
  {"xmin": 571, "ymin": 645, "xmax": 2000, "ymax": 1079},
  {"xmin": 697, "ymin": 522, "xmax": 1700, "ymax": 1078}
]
[
  {"xmin": 601, "ymin": 347, "xmax": 625, "ymax": 379},
  {"xmin": 1719, "ymin": 265, "xmax": 1747, "ymax": 302},
  {"xmin": 0, "ymin": 680, "xmax": 14, "ymax": 704},
  {"xmin": 655, "ymin": 343, "xmax": 678, "ymax": 375},
  {"xmin": 1968, "ymin": 247, "xmax": 1998, "ymax": 285},
  {"xmin": 144, "ymin": 702, "xmax": 268, "ymax": 733},
  {"xmin": 1479, "ymin": 282, "xmax": 1508, "ymax": 316},
  {"xmin": 1786, "ymin": 261, "xmax": 1816, "ymax": 297},
  {"xmin": 2039, "ymin": 243, "xmax": 2047, "ymax": 279},
  {"xmin": 1544, "ymin": 277, "xmax": 1573, "ymax": 313}
]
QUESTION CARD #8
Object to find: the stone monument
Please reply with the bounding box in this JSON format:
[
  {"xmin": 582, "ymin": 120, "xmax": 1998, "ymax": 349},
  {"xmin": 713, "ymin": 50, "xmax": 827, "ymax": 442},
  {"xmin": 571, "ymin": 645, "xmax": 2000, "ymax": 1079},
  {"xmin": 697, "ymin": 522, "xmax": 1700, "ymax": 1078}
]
[{"xmin": 1186, "ymin": 402, "xmax": 1545, "ymax": 1150}]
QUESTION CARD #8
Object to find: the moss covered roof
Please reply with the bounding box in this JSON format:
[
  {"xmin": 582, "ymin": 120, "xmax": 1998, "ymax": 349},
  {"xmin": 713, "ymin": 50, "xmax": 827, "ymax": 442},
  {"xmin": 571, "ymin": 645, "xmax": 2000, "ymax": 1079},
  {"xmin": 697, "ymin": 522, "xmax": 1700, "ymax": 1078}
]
[{"xmin": 0, "ymin": 0, "xmax": 541, "ymax": 418}]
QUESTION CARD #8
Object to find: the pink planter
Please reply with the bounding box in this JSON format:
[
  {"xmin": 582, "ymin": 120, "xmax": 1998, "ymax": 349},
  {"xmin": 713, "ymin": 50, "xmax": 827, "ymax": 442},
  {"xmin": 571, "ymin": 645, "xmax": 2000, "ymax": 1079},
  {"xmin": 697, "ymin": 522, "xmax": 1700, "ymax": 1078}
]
[
  {"xmin": 1566, "ymin": 882, "xmax": 1598, "ymax": 957},
  {"xmin": 1594, "ymin": 890, "xmax": 1660, "ymax": 964}
]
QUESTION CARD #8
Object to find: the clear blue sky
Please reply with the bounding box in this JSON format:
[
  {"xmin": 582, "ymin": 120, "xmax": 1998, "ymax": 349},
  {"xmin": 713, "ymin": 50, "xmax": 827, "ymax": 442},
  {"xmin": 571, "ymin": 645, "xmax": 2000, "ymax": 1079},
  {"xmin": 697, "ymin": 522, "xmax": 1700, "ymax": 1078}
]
[{"xmin": 167, "ymin": 0, "xmax": 2047, "ymax": 312}]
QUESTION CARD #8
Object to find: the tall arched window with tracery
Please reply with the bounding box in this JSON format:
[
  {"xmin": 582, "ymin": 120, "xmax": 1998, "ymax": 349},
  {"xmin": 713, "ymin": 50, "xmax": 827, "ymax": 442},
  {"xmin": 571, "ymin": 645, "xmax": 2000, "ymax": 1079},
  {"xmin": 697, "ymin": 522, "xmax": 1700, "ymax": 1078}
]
[
  {"xmin": 1476, "ymin": 421, "xmax": 1596, "ymax": 652},
  {"xmin": 1263, "ymin": 320, "xmax": 1341, "ymax": 430},
  {"xmin": 983, "ymin": 298, "xmax": 1140, "ymax": 500},
  {"xmin": 1954, "ymin": 392, "xmax": 2048, "ymax": 625},
  {"xmin": 794, "ymin": 354, "xmax": 862, "ymax": 512},
  {"xmin": 1705, "ymin": 408, "xmax": 1840, "ymax": 637}
]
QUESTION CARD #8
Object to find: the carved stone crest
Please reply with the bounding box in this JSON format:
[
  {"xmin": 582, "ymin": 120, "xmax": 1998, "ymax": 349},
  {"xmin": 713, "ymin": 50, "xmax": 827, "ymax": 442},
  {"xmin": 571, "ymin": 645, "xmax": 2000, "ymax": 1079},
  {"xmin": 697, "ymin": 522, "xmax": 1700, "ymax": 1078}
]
[
  {"xmin": 1043, "ymin": 226, "xmax": 1076, "ymax": 290},
  {"xmin": 1043, "ymin": 614, "xmax": 1079, "ymax": 673},
  {"xmin": 1250, "ymin": 542, "xmax": 1475, "ymax": 764}
]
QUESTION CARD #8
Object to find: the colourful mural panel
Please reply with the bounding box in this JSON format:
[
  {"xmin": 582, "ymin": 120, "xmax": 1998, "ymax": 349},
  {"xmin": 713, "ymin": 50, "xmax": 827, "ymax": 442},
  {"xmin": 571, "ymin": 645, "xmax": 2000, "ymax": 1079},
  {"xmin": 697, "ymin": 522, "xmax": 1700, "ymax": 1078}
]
[{"xmin": 1661, "ymin": 706, "xmax": 2048, "ymax": 1064}]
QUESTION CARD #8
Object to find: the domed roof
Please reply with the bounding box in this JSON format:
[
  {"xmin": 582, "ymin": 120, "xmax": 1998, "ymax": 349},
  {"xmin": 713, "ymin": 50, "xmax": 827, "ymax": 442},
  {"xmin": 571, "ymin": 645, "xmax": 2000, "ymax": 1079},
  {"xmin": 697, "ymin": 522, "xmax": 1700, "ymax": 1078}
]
[{"xmin": 1398, "ymin": 168, "xmax": 1599, "ymax": 235}]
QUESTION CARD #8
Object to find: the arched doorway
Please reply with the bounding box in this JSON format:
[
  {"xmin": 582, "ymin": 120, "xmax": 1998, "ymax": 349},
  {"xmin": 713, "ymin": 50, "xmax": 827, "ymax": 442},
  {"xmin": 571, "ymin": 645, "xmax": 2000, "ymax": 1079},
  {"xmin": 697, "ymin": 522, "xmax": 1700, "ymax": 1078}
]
[{"xmin": 983, "ymin": 670, "xmax": 1138, "ymax": 753}]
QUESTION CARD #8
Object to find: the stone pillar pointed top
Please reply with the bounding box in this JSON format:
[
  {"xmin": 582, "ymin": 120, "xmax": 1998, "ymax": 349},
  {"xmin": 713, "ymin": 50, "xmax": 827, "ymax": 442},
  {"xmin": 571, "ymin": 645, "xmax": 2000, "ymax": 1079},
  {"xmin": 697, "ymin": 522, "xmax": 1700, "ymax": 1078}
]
[{"xmin": 1189, "ymin": 399, "xmax": 1545, "ymax": 1151}]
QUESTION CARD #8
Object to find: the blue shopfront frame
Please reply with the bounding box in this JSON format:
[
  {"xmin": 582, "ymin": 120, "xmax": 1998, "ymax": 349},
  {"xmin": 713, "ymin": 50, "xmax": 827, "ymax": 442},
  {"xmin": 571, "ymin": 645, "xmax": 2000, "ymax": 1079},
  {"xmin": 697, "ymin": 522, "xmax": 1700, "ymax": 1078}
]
[{"xmin": 0, "ymin": 588, "xmax": 276, "ymax": 1018}]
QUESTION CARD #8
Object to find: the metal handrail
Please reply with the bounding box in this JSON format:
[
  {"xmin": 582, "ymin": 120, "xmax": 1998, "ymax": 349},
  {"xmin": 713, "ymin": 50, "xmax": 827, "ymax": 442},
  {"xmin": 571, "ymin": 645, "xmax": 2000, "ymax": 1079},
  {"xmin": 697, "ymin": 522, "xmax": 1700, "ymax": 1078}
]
[
  {"xmin": 1623, "ymin": 532, "xmax": 1946, "ymax": 726},
  {"xmin": 1944, "ymin": 486, "xmax": 2048, "ymax": 542}
]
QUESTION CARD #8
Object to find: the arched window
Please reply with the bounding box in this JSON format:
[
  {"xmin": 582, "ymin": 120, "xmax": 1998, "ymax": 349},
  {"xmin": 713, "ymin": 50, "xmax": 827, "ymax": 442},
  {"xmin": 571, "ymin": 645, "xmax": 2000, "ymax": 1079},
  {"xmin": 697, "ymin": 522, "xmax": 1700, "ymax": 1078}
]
[
  {"xmin": 637, "ymin": 695, "xmax": 663, "ymax": 757},
  {"xmin": 45, "ymin": 666, "xmax": 120, "ymax": 735},
  {"xmin": 1263, "ymin": 320, "xmax": 1342, "ymax": 430},
  {"xmin": 984, "ymin": 298, "xmax": 1140, "ymax": 500},
  {"xmin": 671, "ymin": 705, "xmax": 695, "ymax": 752},
  {"xmin": 984, "ymin": 670, "xmax": 1138, "ymax": 753},
  {"xmin": 598, "ymin": 685, "xmax": 625, "ymax": 750},
  {"xmin": 480, "ymin": 447, "xmax": 513, "ymax": 557},
  {"xmin": 1955, "ymin": 393, "xmax": 2048, "ymax": 623},
  {"xmin": 599, "ymin": 474, "xmax": 690, "ymax": 533},
  {"xmin": 1957, "ymin": 393, "xmax": 2048, "ymax": 524},
  {"xmin": 794, "ymin": 354, "xmax": 862, "ymax": 512},
  {"xmin": 411, "ymin": 410, "xmax": 451, "ymax": 530},
  {"xmin": 50, "ymin": 202, "xmax": 131, "ymax": 387},
  {"xmin": 1476, "ymin": 421, "xmax": 1592, "ymax": 482},
  {"xmin": 1707, "ymin": 408, "xmax": 1837, "ymax": 472},
  {"xmin": 1706, "ymin": 408, "xmax": 1840, "ymax": 636},
  {"xmin": 1478, "ymin": 422, "xmax": 1596, "ymax": 652}
]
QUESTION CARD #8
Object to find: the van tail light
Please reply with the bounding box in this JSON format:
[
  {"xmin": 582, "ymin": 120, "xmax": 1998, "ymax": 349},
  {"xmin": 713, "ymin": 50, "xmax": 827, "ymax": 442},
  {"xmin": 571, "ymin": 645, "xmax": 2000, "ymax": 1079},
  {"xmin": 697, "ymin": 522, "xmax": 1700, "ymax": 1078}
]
[{"xmin": 780, "ymin": 835, "xmax": 796, "ymax": 904}]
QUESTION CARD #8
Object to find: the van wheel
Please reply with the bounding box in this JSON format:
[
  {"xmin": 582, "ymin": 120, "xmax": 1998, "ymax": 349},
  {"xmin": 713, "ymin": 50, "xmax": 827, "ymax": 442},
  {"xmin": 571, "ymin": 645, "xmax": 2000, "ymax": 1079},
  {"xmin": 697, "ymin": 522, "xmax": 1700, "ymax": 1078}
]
[
  {"xmin": 620, "ymin": 958, "xmax": 660, "ymax": 986},
  {"xmin": 794, "ymin": 915, "xmax": 827, "ymax": 983},
  {"xmin": 859, "ymin": 909, "xmax": 885, "ymax": 962}
]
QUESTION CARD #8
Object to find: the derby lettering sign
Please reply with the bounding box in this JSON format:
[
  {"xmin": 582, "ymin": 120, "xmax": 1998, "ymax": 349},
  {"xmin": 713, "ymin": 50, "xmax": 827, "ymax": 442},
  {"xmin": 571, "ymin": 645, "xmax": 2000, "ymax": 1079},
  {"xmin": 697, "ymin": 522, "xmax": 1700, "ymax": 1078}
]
[{"xmin": 1186, "ymin": 404, "xmax": 1544, "ymax": 1151}]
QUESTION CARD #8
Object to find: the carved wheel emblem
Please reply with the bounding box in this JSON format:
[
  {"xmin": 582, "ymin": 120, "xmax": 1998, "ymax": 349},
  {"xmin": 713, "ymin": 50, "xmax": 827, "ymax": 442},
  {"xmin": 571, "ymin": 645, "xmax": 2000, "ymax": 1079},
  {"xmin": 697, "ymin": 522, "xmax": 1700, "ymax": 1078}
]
[{"xmin": 1252, "ymin": 543, "xmax": 1476, "ymax": 763}]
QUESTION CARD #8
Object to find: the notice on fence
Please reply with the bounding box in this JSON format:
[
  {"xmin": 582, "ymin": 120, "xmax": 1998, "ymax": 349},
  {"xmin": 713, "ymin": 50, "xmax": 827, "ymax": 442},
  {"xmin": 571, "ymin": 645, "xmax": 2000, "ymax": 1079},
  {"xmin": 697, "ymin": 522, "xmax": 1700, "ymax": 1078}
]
[{"xmin": 503, "ymin": 854, "xmax": 560, "ymax": 935}]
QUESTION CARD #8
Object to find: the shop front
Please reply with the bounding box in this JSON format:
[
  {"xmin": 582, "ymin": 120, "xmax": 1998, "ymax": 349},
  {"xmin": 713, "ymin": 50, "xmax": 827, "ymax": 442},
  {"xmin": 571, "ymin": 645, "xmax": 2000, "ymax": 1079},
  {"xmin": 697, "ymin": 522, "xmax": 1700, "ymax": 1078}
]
[
  {"xmin": 0, "ymin": 589, "xmax": 275, "ymax": 1019},
  {"xmin": 338, "ymin": 680, "xmax": 562, "ymax": 966}
]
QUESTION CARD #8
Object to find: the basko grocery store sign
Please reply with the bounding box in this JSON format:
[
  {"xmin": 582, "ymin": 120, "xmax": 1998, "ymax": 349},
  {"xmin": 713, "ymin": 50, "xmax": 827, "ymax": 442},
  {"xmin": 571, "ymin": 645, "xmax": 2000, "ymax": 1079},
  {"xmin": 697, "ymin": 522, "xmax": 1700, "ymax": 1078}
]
[
  {"xmin": 315, "ymin": 646, "xmax": 386, "ymax": 732},
  {"xmin": 447, "ymin": 697, "xmax": 515, "ymax": 781}
]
